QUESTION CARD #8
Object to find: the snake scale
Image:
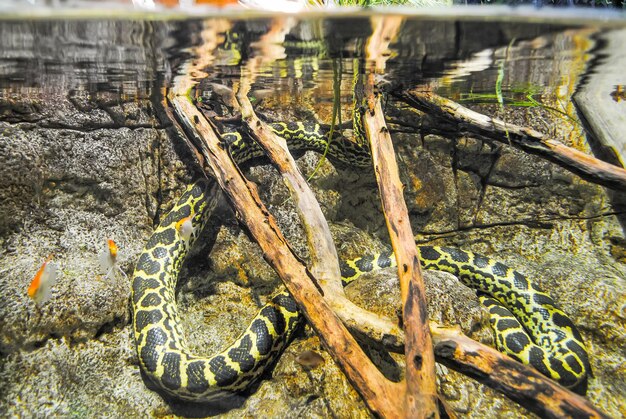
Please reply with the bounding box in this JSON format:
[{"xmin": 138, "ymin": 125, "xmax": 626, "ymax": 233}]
[{"xmin": 131, "ymin": 120, "xmax": 590, "ymax": 402}]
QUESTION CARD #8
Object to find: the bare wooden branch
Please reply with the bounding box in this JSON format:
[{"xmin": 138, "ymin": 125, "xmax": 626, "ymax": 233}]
[
  {"xmin": 364, "ymin": 94, "xmax": 439, "ymax": 418},
  {"xmin": 237, "ymin": 14, "xmax": 407, "ymax": 351},
  {"xmin": 431, "ymin": 325, "xmax": 609, "ymax": 419},
  {"xmin": 365, "ymin": 16, "xmax": 438, "ymax": 418},
  {"xmin": 235, "ymin": 56, "xmax": 342, "ymax": 292},
  {"xmin": 397, "ymin": 89, "xmax": 626, "ymax": 191},
  {"xmin": 170, "ymin": 19, "xmax": 407, "ymax": 411},
  {"xmin": 234, "ymin": 89, "xmax": 403, "ymax": 344},
  {"xmin": 172, "ymin": 92, "xmax": 405, "ymax": 417}
]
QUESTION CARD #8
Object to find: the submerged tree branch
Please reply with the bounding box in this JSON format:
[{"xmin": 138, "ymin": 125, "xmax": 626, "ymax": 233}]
[
  {"xmin": 364, "ymin": 94, "xmax": 439, "ymax": 417},
  {"xmin": 169, "ymin": 19, "xmax": 406, "ymax": 417},
  {"xmin": 365, "ymin": 17, "xmax": 438, "ymax": 418},
  {"xmin": 397, "ymin": 89, "xmax": 626, "ymax": 191},
  {"xmin": 233, "ymin": 83, "xmax": 403, "ymax": 351},
  {"xmin": 235, "ymin": 21, "xmax": 342, "ymax": 293},
  {"xmin": 431, "ymin": 325, "xmax": 609, "ymax": 419}
]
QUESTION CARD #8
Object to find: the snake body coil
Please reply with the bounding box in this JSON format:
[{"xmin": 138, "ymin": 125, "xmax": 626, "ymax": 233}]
[{"xmin": 131, "ymin": 122, "xmax": 590, "ymax": 402}]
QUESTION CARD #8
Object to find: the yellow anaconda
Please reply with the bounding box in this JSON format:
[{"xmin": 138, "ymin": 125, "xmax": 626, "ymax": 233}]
[{"xmin": 131, "ymin": 122, "xmax": 590, "ymax": 402}]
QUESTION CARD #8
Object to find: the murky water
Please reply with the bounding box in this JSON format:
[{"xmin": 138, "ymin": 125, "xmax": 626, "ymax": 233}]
[{"xmin": 1, "ymin": 8, "xmax": 625, "ymax": 418}]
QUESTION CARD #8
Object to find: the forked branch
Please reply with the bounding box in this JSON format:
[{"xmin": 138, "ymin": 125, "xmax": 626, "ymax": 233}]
[
  {"xmin": 170, "ymin": 18, "xmax": 405, "ymax": 418},
  {"xmin": 172, "ymin": 92, "xmax": 405, "ymax": 418}
]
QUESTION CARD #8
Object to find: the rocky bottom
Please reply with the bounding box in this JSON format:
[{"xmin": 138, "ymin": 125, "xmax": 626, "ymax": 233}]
[{"xmin": 1, "ymin": 98, "xmax": 625, "ymax": 417}]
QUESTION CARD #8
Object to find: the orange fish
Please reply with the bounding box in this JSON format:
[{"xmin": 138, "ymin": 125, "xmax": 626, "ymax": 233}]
[
  {"xmin": 28, "ymin": 255, "xmax": 58, "ymax": 304},
  {"xmin": 176, "ymin": 216, "xmax": 194, "ymax": 241},
  {"xmin": 99, "ymin": 239, "xmax": 126, "ymax": 279},
  {"xmin": 108, "ymin": 239, "xmax": 118, "ymax": 261}
]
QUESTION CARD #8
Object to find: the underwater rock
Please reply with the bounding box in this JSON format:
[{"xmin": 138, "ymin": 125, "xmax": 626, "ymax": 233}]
[
  {"xmin": 0, "ymin": 328, "xmax": 161, "ymax": 417},
  {"xmin": 2, "ymin": 94, "xmax": 626, "ymax": 418},
  {"xmin": 0, "ymin": 95, "xmax": 189, "ymax": 354}
]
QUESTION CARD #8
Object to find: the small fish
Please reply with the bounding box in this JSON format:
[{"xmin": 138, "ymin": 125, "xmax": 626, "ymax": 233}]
[
  {"xmin": 295, "ymin": 350, "xmax": 325, "ymax": 370},
  {"xmin": 176, "ymin": 216, "xmax": 194, "ymax": 241},
  {"xmin": 28, "ymin": 255, "xmax": 58, "ymax": 304},
  {"xmin": 99, "ymin": 239, "xmax": 126, "ymax": 279}
]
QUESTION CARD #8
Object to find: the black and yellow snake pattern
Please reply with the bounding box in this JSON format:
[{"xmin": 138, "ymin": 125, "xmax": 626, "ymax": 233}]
[{"xmin": 131, "ymin": 121, "xmax": 590, "ymax": 402}]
